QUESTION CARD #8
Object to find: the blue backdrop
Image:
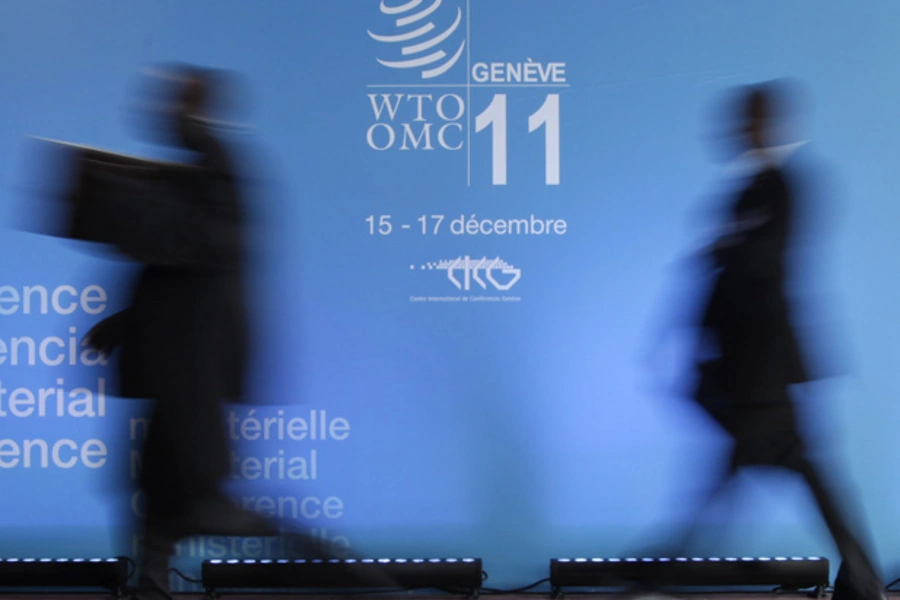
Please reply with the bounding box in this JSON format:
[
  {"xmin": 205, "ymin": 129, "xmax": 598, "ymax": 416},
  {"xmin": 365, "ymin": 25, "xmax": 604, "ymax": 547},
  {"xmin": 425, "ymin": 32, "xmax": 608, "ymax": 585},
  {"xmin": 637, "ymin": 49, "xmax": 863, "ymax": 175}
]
[{"xmin": 1, "ymin": 0, "xmax": 899, "ymax": 589}]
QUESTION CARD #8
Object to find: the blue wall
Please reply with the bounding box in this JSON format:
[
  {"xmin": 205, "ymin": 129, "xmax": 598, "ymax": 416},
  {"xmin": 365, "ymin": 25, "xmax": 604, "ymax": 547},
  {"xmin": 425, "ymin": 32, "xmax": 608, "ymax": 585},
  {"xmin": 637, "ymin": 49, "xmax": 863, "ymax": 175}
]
[{"xmin": 1, "ymin": 0, "xmax": 899, "ymax": 589}]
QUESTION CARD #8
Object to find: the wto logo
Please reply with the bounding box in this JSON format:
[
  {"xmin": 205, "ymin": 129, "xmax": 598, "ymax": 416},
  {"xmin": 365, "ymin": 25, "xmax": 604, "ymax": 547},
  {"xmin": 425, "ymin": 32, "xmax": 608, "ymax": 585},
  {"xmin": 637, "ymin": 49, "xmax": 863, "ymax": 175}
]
[
  {"xmin": 421, "ymin": 256, "xmax": 521, "ymax": 291},
  {"xmin": 365, "ymin": 0, "xmax": 567, "ymax": 186},
  {"xmin": 367, "ymin": 0, "xmax": 466, "ymax": 80}
]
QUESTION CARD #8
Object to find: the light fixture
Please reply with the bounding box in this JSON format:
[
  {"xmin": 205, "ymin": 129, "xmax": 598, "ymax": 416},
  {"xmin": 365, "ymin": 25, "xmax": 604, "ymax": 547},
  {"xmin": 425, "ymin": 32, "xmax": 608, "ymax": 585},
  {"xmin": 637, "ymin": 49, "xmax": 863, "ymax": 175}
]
[
  {"xmin": 0, "ymin": 557, "xmax": 128, "ymax": 593},
  {"xmin": 550, "ymin": 556, "xmax": 828, "ymax": 592},
  {"xmin": 201, "ymin": 557, "xmax": 482, "ymax": 594}
]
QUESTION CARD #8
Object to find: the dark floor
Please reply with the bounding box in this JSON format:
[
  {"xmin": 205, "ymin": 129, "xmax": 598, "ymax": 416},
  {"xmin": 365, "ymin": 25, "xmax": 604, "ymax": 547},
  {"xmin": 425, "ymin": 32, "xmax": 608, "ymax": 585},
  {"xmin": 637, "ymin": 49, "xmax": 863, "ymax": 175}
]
[{"xmin": 0, "ymin": 594, "xmax": 883, "ymax": 600}]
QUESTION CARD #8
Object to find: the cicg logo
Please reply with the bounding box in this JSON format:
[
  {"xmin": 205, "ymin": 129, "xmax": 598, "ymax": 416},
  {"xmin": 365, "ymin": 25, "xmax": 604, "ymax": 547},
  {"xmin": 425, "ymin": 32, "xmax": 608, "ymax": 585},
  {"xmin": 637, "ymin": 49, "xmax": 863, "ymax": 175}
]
[
  {"xmin": 421, "ymin": 256, "xmax": 521, "ymax": 291},
  {"xmin": 367, "ymin": 0, "xmax": 466, "ymax": 80}
]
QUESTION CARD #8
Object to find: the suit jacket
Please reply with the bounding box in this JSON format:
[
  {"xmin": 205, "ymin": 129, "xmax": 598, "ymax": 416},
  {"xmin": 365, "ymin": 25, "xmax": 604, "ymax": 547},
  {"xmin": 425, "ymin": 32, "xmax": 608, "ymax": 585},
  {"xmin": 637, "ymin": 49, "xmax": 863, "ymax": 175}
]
[
  {"xmin": 67, "ymin": 120, "xmax": 248, "ymax": 402},
  {"xmin": 698, "ymin": 164, "xmax": 809, "ymax": 396}
]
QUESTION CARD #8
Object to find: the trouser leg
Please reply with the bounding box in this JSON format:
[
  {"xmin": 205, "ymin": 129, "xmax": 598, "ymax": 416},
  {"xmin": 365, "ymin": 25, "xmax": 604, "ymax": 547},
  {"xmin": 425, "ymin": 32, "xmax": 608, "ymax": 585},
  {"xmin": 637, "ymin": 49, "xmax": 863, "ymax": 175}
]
[
  {"xmin": 797, "ymin": 460, "xmax": 882, "ymax": 600},
  {"xmin": 135, "ymin": 517, "xmax": 177, "ymax": 600}
]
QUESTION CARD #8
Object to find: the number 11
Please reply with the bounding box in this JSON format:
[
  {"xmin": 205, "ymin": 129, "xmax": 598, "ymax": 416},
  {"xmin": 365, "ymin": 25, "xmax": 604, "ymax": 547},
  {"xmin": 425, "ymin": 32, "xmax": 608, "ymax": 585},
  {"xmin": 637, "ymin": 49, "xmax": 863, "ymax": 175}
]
[{"xmin": 474, "ymin": 94, "xmax": 560, "ymax": 186}]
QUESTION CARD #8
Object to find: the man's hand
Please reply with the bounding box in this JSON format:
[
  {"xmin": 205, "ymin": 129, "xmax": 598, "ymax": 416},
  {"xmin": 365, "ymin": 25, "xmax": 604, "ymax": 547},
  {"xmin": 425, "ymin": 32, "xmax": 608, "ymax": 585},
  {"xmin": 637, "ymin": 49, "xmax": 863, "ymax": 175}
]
[{"xmin": 82, "ymin": 311, "xmax": 127, "ymax": 355}]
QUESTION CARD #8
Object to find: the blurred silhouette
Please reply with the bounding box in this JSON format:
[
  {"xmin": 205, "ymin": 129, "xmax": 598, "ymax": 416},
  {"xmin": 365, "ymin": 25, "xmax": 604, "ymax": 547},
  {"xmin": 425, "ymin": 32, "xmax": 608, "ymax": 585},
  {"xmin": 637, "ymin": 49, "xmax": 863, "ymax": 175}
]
[
  {"xmin": 642, "ymin": 81, "xmax": 883, "ymax": 600},
  {"xmin": 16, "ymin": 64, "xmax": 391, "ymax": 599},
  {"xmin": 70, "ymin": 65, "xmax": 276, "ymax": 600}
]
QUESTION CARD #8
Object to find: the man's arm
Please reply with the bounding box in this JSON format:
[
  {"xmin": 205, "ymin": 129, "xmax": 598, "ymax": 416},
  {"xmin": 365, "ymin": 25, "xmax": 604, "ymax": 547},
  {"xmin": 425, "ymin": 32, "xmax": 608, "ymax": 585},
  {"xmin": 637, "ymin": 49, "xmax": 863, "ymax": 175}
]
[{"xmin": 78, "ymin": 154, "xmax": 243, "ymax": 269}]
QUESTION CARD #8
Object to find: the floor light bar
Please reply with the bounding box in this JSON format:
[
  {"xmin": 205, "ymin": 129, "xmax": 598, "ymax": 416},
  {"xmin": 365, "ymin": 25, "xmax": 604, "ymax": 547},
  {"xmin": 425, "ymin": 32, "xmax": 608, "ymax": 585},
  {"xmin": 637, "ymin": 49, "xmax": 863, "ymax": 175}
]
[
  {"xmin": 0, "ymin": 557, "xmax": 128, "ymax": 591},
  {"xmin": 550, "ymin": 556, "xmax": 829, "ymax": 591},
  {"xmin": 202, "ymin": 557, "xmax": 483, "ymax": 593}
]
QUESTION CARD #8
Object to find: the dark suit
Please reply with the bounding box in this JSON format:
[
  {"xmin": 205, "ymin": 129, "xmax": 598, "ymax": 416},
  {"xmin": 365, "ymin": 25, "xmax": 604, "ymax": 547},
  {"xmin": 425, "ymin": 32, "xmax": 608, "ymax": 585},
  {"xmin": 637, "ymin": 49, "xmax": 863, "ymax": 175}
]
[
  {"xmin": 692, "ymin": 159, "xmax": 881, "ymax": 600},
  {"xmin": 77, "ymin": 118, "xmax": 247, "ymax": 521},
  {"xmin": 67, "ymin": 117, "xmax": 254, "ymax": 598}
]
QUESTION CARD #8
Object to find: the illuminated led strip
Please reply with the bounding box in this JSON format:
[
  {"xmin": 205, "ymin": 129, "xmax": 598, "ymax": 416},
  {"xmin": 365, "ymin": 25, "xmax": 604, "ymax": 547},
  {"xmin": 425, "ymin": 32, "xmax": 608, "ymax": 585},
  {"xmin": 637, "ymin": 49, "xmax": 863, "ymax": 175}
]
[
  {"xmin": 0, "ymin": 557, "xmax": 128, "ymax": 590},
  {"xmin": 550, "ymin": 556, "xmax": 829, "ymax": 589},
  {"xmin": 202, "ymin": 557, "xmax": 482, "ymax": 591}
]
